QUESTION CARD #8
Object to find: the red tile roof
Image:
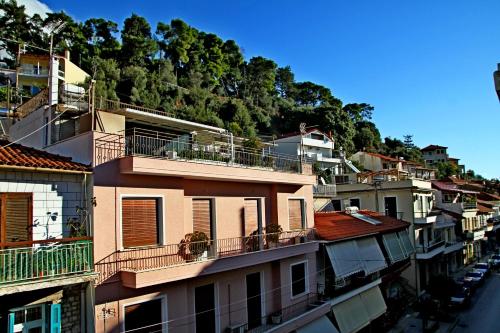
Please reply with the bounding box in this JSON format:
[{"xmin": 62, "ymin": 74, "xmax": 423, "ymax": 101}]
[
  {"xmin": 431, "ymin": 181, "xmax": 479, "ymax": 194},
  {"xmin": 314, "ymin": 210, "xmax": 410, "ymax": 242},
  {"xmin": 0, "ymin": 140, "xmax": 91, "ymax": 172},
  {"xmin": 421, "ymin": 144, "xmax": 448, "ymax": 151},
  {"xmin": 477, "ymin": 203, "xmax": 494, "ymax": 214}
]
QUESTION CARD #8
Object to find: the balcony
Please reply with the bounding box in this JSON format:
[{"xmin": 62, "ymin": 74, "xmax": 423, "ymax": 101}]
[
  {"xmin": 416, "ymin": 239, "xmax": 445, "ymax": 259},
  {"xmin": 414, "ymin": 211, "xmax": 438, "ymax": 224},
  {"xmin": 0, "ymin": 238, "xmax": 93, "ymax": 292},
  {"xmin": 95, "ymin": 129, "xmax": 315, "ymax": 185},
  {"xmin": 18, "ymin": 67, "xmax": 49, "ymax": 77},
  {"xmin": 466, "ymin": 229, "xmax": 485, "ymax": 241},
  {"xmin": 96, "ymin": 229, "xmax": 317, "ymax": 288},
  {"xmin": 444, "ymin": 241, "xmax": 464, "ymax": 254},
  {"xmin": 313, "ymin": 184, "xmax": 337, "ymax": 197},
  {"xmin": 461, "ymin": 202, "xmax": 477, "ymax": 210},
  {"xmin": 244, "ymin": 293, "xmax": 331, "ymax": 333}
]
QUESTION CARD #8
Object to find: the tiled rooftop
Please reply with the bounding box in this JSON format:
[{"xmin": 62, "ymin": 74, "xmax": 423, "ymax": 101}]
[
  {"xmin": 0, "ymin": 140, "xmax": 90, "ymax": 172},
  {"xmin": 314, "ymin": 210, "xmax": 410, "ymax": 242}
]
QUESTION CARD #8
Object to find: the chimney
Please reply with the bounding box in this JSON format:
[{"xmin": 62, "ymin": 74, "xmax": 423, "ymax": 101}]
[{"xmin": 64, "ymin": 49, "xmax": 70, "ymax": 60}]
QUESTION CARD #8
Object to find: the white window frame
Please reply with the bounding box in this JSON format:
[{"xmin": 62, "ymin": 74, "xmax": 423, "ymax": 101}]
[
  {"xmin": 290, "ymin": 260, "xmax": 309, "ymax": 299},
  {"xmin": 244, "ymin": 271, "xmax": 266, "ymax": 326},
  {"xmin": 383, "ymin": 195, "xmax": 399, "ymax": 218},
  {"xmin": 121, "ymin": 294, "xmax": 168, "ymax": 333},
  {"xmin": 349, "ymin": 197, "xmax": 361, "ymax": 209},
  {"xmin": 119, "ymin": 194, "xmax": 165, "ymax": 250},
  {"xmin": 287, "ymin": 197, "xmax": 306, "ymax": 230}
]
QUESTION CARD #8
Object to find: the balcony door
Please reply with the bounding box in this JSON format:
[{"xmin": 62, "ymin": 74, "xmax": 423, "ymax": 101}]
[
  {"xmin": 195, "ymin": 283, "xmax": 216, "ymax": 333},
  {"xmin": 246, "ymin": 272, "xmax": 263, "ymax": 329},
  {"xmin": 0, "ymin": 193, "xmax": 32, "ymax": 246},
  {"xmin": 193, "ymin": 199, "xmax": 214, "ymax": 239},
  {"xmin": 384, "ymin": 197, "xmax": 397, "ymax": 218}
]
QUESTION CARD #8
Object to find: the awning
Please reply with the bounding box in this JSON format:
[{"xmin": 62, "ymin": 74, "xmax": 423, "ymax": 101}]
[
  {"xmin": 382, "ymin": 232, "xmax": 408, "ymax": 263},
  {"xmin": 332, "ymin": 286, "xmax": 387, "ymax": 333},
  {"xmin": 326, "ymin": 237, "xmax": 388, "ymax": 279},
  {"xmin": 296, "ymin": 315, "xmax": 339, "ymax": 333},
  {"xmin": 326, "ymin": 241, "xmax": 364, "ymax": 279},
  {"xmin": 356, "ymin": 237, "xmax": 388, "ymax": 274},
  {"xmin": 398, "ymin": 231, "xmax": 414, "ymax": 256}
]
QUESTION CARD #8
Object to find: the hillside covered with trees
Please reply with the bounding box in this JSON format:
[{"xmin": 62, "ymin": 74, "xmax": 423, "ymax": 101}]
[{"xmin": 0, "ymin": 0, "xmax": 423, "ymax": 162}]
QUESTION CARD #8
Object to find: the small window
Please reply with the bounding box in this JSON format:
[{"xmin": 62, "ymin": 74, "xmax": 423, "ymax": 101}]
[
  {"xmin": 291, "ymin": 262, "xmax": 308, "ymax": 297},
  {"xmin": 310, "ymin": 133, "xmax": 323, "ymax": 141},
  {"xmin": 349, "ymin": 198, "xmax": 360, "ymax": 209},
  {"xmin": 0, "ymin": 193, "xmax": 32, "ymax": 243},
  {"xmin": 331, "ymin": 200, "xmax": 342, "ymax": 211}
]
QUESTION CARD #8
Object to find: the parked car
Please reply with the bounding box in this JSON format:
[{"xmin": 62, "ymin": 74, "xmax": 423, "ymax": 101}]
[
  {"xmin": 464, "ymin": 271, "xmax": 484, "ymax": 287},
  {"xmin": 473, "ymin": 263, "xmax": 490, "ymax": 276},
  {"xmin": 489, "ymin": 254, "xmax": 500, "ymax": 268},
  {"xmin": 449, "ymin": 286, "xmax": 471, "ymax": 309}
]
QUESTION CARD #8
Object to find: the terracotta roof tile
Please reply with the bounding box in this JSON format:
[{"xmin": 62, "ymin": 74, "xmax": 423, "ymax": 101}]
[
  {"xmin": 362, "ymin": 152, "xmax": 402, "ymax": 162},
  {"xmin": 0, "ymin": 140, "xmax": 91, "ymax": 172},
  {"xmin": 314, "ymin": 210, "xmax": 410, "ymax": 241},
  {"xmin": 421, "ymin": 144, "xmax": 448, "ymax": 151}
]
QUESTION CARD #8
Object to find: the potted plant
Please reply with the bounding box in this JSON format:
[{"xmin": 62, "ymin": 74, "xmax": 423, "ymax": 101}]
[
  {"xmin": 270, "ymin": 311, "xmax": 282, "ymax": 324},
  {"xmin": 265, "ymin": 224, "xmax": 283, "ymax": 248},
  {"xmin": 178, "ymin": 231, "xmax": 210, "ymax": 261}
]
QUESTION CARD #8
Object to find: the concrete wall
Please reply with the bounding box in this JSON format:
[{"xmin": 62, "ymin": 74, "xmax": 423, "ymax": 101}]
[
  {"xmin": 0, "ymin": 170, "xmax": 88, "ymax": 241},
  {"xmin": 10, "ymin": 106, "xmax": 49, "ymax": 150},
  {"xmin": 61, "ymin": 58, "xmax": 89, "ymax": 85}
]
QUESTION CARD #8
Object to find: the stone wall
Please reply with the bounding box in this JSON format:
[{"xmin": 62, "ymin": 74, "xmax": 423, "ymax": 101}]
[{"xmin": 62, "ymin": 284, "xmax": 83, "ymax": 333}]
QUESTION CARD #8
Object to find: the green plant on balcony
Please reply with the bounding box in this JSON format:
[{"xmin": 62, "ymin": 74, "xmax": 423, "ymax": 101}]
[
  {"xmin": 245, "ymin": 230, "xmax": 261, "ymax": 252},
  {"xmin": 178, "ymin": 231, "xmax": 210, "ymax": 260},
  {"xmin": 265, "ymin": 224, "xmax": 283, "ymax": 247}
]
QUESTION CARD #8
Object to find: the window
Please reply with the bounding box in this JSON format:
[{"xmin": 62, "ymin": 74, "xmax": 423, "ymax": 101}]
[
  {"xmin": 195, "ymin": 284, "xmax": 216, "ymax": 333},
  {"xmin": 193, "ymin": 199, "xmax": 213, "ymax": 239},
  {"xmin": 291, "ymin": 261, "xmax": 308, "ymax": 297},
  {"xmin": 310, "ymin": 133, "xmax": 324, "ymax": 141},
  {"xmin": 442, "ymin": 194, "xmax": 454, "ymax": 203},
  {"xmin": 0, "ymin": 193, "xmax": 32, "ymax": 244},
  {"xmin": 331, "ymin": 199, "xmax": 342, "ymax": 211},
  {"xmin": 122, "ymin": 198, "xmax": 160, "ymax": 248},
  {"xmin": 288, "ymin": 199, "xmax": 305, "ymax": 230},
  {"xmin": 349, "ymin": 198, "xmax": 360, "ymax": 209},
  {"xmin": 244, "ymin": 199, "xmax": 260, "ymax": 236},
  {"xmin": 43, "ymin": 116, "xmax": 49, "ymax": 146},
  {"xmin": 124, "ymin": 298, "xmax": 164, "ymax": 333}
]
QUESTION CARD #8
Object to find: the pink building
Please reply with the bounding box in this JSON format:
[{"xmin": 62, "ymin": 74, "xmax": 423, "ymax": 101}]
[{"xmin": 10, "ymin": 89, "xmax": 329, "ymax": 332}]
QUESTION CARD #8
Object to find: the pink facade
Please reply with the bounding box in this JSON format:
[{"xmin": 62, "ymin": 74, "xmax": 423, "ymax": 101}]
[{"xmin": 92, "ymin": 151, "xmax": 319, "ymax": 332}]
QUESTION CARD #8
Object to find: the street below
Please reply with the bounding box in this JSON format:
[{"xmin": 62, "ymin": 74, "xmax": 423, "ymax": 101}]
[{"xmin": 452, "ymin": 272, "xmax": 500, "ymax": 333}]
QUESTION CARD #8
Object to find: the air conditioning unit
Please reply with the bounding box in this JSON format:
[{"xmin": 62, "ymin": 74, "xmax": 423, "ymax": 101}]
[
  {"xmin": 345, "ymin": 206, "xmax": 359, "ymax": 215},
  {"xmin": 167, "ymin": 151, "xmax": 178, "ymax": 159}
]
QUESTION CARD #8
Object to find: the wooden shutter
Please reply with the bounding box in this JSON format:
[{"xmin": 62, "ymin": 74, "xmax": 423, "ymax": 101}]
[
  {"xmin": 288, "ymin": 199, "xmax": 303, "ymax": 230},
  {"xmin": 122, "ymin": 198, "xmax": 158, "ymax": 248},
  {"xmin": 244, "ymin": 199, "xmax": 259, "ymax": 236},
  {"xmin": 4, "ymin": 194, "xmax": 31, "ymax": 243},
  {"xmin": 193, "ymin": 199, "xmax": 212, "ymax": 237}
]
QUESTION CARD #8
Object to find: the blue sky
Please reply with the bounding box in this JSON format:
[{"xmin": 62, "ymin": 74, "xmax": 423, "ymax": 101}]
[{"xmin": 42, "ymin": 0, "xmax": 500, "ymax": 178}]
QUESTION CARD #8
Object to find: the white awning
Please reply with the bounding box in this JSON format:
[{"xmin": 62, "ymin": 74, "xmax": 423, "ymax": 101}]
[
  {"xmin": 296, "ymin": 315, "xmax": 339, "ymax": 333},
  {"xmin": 332, "ymin": 286, "xmax": 387, "ymax": 333},
  {"xmin": 382, "ymin": 232, "xmax": 408, "ymax": 263},
  {"xmin": 356, "ymin": 237, "xmax": 388, "ymax": 274},
  {"xmin": 326, "ymin": 241, "xmax": 364, "ymax": 279}
]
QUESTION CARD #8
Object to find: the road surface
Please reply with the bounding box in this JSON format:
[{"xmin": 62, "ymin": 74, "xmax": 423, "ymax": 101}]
[{"xmin": 452, "ymin": 272, "xmax": 500, "ymax": 333}]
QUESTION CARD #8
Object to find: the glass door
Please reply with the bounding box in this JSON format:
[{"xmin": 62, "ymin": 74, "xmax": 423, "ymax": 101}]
[{"xmin": 10, "ymin": 304, "xmax": 45, "ymax": 333}]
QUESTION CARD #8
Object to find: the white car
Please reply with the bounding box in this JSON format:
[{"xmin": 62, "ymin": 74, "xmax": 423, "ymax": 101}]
[
  {"xmin": 464, "ymin": 271, "xmax": 484, "ymax": 286},
  {"xmin": 473, "ymin": 263, "xmax": 490, "ymax": 276},
  {"xmin": 489, "ymin": 255, "xmax": 500, "ymax": 268}
]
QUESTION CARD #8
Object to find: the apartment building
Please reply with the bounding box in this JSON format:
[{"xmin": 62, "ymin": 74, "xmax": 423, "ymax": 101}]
[
  {"xmin": 420, "ymin": 145, "xmax": 465, "ymax": 175},
  {"xmin": 319, "ymin": 152, "xmax": 463, "ymax": 294},
  {"xmin": 315, "ymin": 209, "xmax": 413, "ymax": 332},
  {"xmin": 9, "ymin": 79, "xmax": 330, "ymax": 332},
  {"xmin": 0, "ymin": 141, "xmax": 94, "ymax": 333},
  {"xmin": 432, "ymin": 181, "xmax": 480, "ymax": 265}
]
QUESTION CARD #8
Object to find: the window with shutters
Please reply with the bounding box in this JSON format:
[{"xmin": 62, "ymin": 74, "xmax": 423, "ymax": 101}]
[
  {"xmin": 122, "ymin": 198, "xmax": 160, "ymax": 248},
  {"xmin": 0, "ymin": 193, "xmax": 32, "ymax": 245},
  {"xmin": 192, "ymin": 199, "xmax": 213, "ymax": 239},
  {"xmin": 288, "ymin": 199, "xmax": 305, "ymax": 230},
  {"xmin": 244, "ymin": 199, "xmax": 260, "ymax": 236}
]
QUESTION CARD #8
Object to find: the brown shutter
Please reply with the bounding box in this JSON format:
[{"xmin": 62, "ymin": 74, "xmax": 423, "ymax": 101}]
[
  {"xmin": 122, "ymin": 198, "xmax": 158, "ymax": 248},
  {"xmin": 288, "ymin": 199, "xmax": 303, "ymax": 230},
  {"xmin": 244, "ymin": 199, "xmax": 259, "ymax": 236},
  {"xmin": 193, "ymin": 199, "xmax": 212, "ymax": 237},
  {"xmin": 5, "ymin": 194, "xmax": 31, "ymax": 242}
]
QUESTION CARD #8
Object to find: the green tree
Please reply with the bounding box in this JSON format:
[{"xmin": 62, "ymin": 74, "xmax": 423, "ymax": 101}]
[
  {"xmin": 92, "ymin": 57, "xmax": 120, "ymax": 101},
  {"xmin": 120, "ymin": 14, "xmax": 157, "ymax": 67},
  {"xmin": 436, "ymin": 161, "xmax": 459, "ymax": 179}
]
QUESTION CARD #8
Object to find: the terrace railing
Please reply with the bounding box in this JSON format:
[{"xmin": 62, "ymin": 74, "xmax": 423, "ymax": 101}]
[
  {"xmin": 0, "ymin": 238, "xmax": 93, "ymax": 286},
  {"xmin": 95, "ymin": 229, "xmax": 315, "ymax": 284},
  {"xmin": 94, "ymin": 128, "xmax": 311, "ymax": 175},
  {"xmin": 313, "ymin": 184, "xmax": 337, "ymax": 196}
]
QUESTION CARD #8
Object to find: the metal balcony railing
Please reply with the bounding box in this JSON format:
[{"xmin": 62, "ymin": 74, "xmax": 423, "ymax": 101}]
[
  {"xmin": 461, "ymin": 202, "xmax": 477, "ymax": 210},
  {"xmin": 0, "ymin": 238, "xmax": 93, "ymax": 285},
  {"xmin": 94, "ymin": 128, "xmax": 312, "ymax": 175},
  {"xmin": 313, "ymin": 184, "xmax": 337, "ymax": 196},
  {"xmin": 19, "ymin": 68, "xmax": 49, "ymax": 76},
  {"xmin": 416, "ymin": 239, "xmax": 445, "ymax": 253},
  {"xmin": 95, "ymin": 229, "xmax": 315, "ymax": 284}
]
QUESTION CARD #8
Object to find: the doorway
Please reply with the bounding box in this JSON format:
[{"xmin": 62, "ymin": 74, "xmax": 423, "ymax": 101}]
[
  {"xmin": 195, "ymin": 283, "xmax": 216, "ymax": 333},
  {"xmin": 246, "ymin": 272, "xmax": 262, "ymax": 329},
  {"xmin": 384, "ymin": 197, "xmax": 397, "ymax": 218}
]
